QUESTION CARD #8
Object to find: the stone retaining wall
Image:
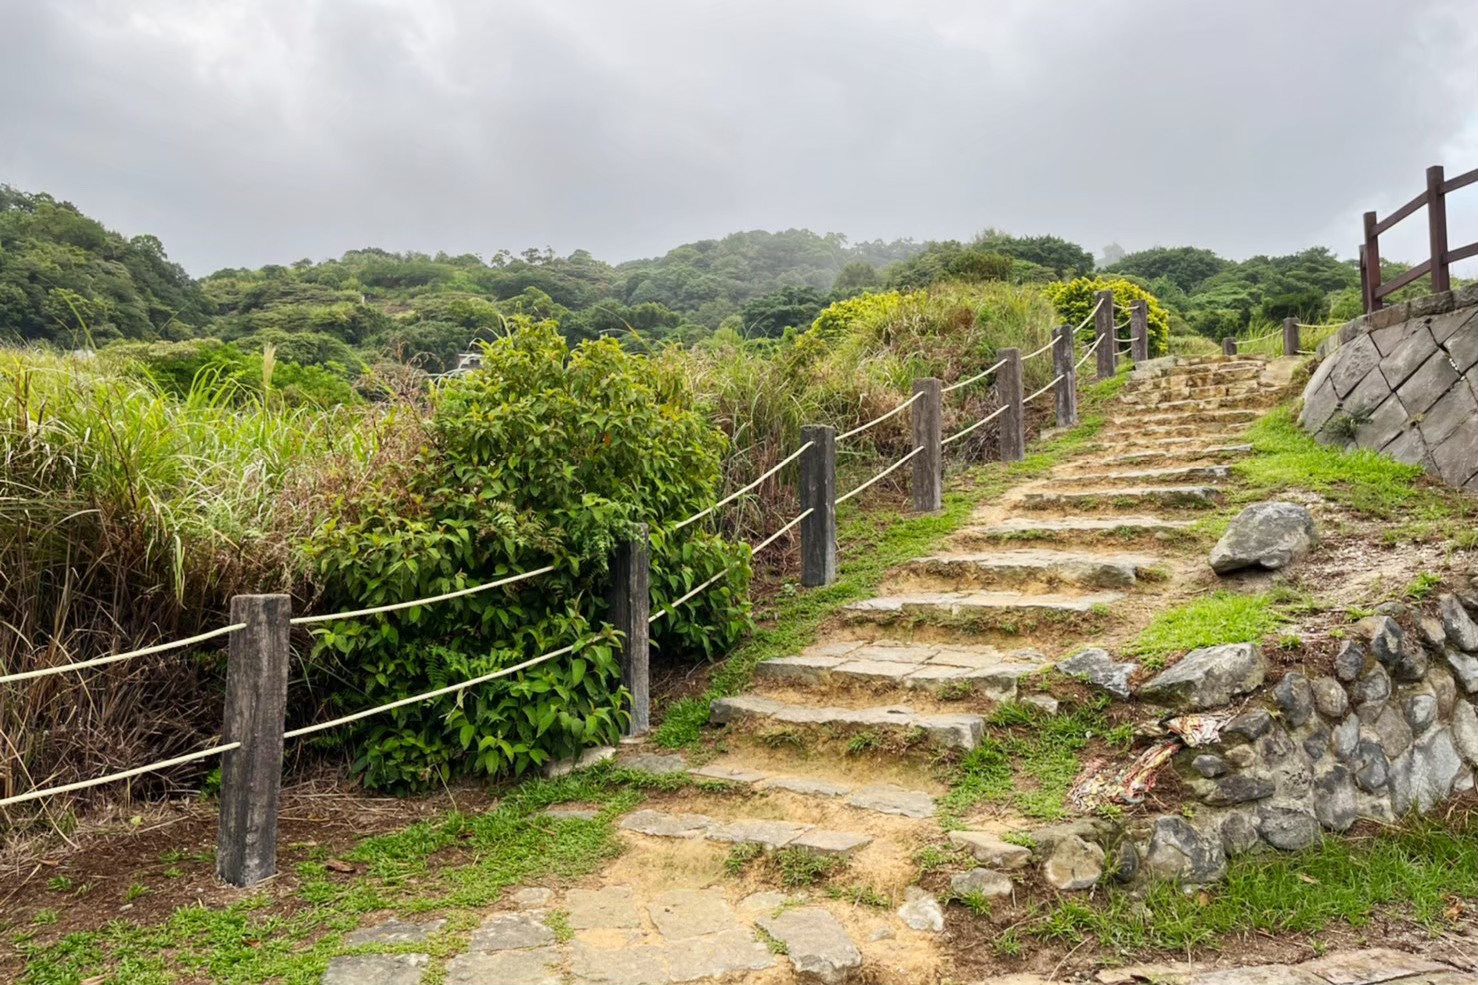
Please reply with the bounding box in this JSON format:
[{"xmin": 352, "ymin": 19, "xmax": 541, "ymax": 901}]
[
  {"xmin": 1113, "ymin": 593, "xmax": 1478, "ymax": 885},
  {"xmin": 1299, "ymin": 283, "xmax": 1478, "ymax": 493}
]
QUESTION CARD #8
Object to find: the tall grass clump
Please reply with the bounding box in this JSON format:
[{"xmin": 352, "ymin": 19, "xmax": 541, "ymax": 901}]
[{"xmin": 0, "ymin": 347, "xmax": 381, "ymax": 823}]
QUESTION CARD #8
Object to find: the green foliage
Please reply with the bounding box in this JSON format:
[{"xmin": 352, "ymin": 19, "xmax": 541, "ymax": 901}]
[
  {"xmin": 1045, "ymin": 276, "xmax": 1170, "ymax": 355},
  {"xmin": 1103, "ymin": 246, "xmax": 1230, "ymax": 293},
  {"xmin": 739, "ymin": 285, "xmax": 827, "ymax": 337},
  {"xmin": 305, "ymin": 319, "xmax": 750, "ymax": 790},
  {"xmin": 809, "ymin": 290, "xmax": 918, "ymax": 337}
]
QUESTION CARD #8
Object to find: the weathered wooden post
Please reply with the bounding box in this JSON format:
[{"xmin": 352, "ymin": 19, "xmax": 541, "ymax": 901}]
[
  {"xmin": 1052, "ymin": 325, "xmax": 1077, "ymax": 427},
  {"xmin": 911, "ymin": 378, "xmax": 942, "ymax": 513},
  {"xmin": 1094, "ymin": 289, "xmax": 1115, "ymax": 381},
  {"xmin": 998, "ymin": 348, "xmax": 1024, "ymax": 463},
  {"xmin": 1362, "ymin": 212, "xmax": 1382, "ymax": 312},
  {"xmin": 218, "ymin": 593, "xmax": 291, "ymax": 889},
  {"xmin": 1427, "ymin": 164, "xmax": 1450, "ymax": 295},
  {"xmin": 800, "ymin": 425, "xmax": 836, "ymax": 587},
  {"xmin": 1222, "ymin": 337, "xmax": 1238, "ymax": 357},
  {"xmin": 1282, "ymin": 317, "xmax": 1299, "ymax": 357},
  {"xmin": 607, "ymin": 526, "xmax": 650, "ymax": 735},
  {"xmin": 1130, "ymin": 300, "xmax": 1149, "ymax": 362}
]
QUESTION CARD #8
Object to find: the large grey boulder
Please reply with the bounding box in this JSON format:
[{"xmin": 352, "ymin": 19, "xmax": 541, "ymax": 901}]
[
  {"xmin": 1209, "ymin": 502, "xmax": 1317, "ymax": 575},
  {"xmin": 1139, "ymin": 643, "xmax": 1266, "ymax": 710},
  {"xmin": 1056, "ymin": 647, "xmax": 1138, "ymax": 700},
  {"xmin": 1142, "ymin": 816, "xmax": 1226, "ymax": 884}
]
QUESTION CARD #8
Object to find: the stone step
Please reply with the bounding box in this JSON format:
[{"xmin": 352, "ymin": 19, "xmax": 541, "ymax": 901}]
[
  {"xmin": 1124, "ymin": 393, "xmax": 1275, "ymax": 413},
  {"xmin": 756, "ymin": 639, "xmax": 1051, "ymax": 696},
  {"xmin": 688, "ymin": 763, "xmax": 940, "ymax": 819},
  {"xmin": 842, "ymin": 590, "xmax": 1123, "ymax": 632},
  {"xmin": 950, "ymin": 515, "xmax": 1194, "ymax": 545},
  {"xmin": 1082, "ymin": 444, "xmax": 1251, "ymax": 468},
  {"xmin": 897, "ymin": 548, "xmax": 1162, "ymax": 589},
  {"xmin": 1018, "ymin": 485, "xmax": 1223, "ymax": 510},
  {"xmin": 709, "ymin": 694, "xmax": 984, "ymax": 750},
  {"xmin": 618, "ymin": 808, "xmax": 874, "ymax": 855},
  {"xmin": 1113, "ymin": 408, "xmax": 1258, "ymax": 427},
  {"xmin": 1054, "ymin": 464, "xmax": 1232, "ymax": 487}
]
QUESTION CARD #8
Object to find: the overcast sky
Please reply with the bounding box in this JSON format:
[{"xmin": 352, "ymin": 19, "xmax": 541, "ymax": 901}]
[{"xmin": 2, "ymin": 0, "xmax": 1474, "ymax": 275}]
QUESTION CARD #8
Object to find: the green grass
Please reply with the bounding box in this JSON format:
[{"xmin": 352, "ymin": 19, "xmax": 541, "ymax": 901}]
[
  {"xmin": 652, "ymin": 385, "xmax": 1124, "ymax": 749},
  {"xmin": 1020, "ymin": 811, "xmax": 1478, "ymax": 954},
  {"xmin": 1125, "ymin": 590, "xmax": 1292, "ymax": 668}
]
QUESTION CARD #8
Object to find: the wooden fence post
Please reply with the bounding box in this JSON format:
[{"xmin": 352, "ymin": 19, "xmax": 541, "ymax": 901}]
[
  {"xmin": 1362, "ymin": 212, "xmax": 1382, "ymax": 312},
  {"xmin": 800, "ymin": 425, "xmax": 836, "ymax": 587},
  {"xmin": 607, "ymin": 526, "xmax": 650, "ymax": 736},
  {"xmin": 998, "ymin": 348, "xmax": 1024, "ymax": 463},
  {"xmin": 911, "ymin": 378, "xmax": 942, "ymax": 513},
  {"xmin": 1052, "ymin": 326, "xmax": 1077, "ymax": 428},
  {"xmin": 1130, "ymin": 300, "xmax": 1149, "ymax": 362},
  {"xmin": 1222, "ymin": 337, "xmax": 1238, "ymax": 357},
  {"xmin": 1282, "ymin": 317, "xmax": 1299, "ymax": 357},
  {"xmin": 1094, "ymin": 289, "xmax": 1115, "ymax": 381},
  {"xmin": 218, "ymin": 593, "xmax": 291, "ymax": 889},
  {"xmin": 1427, "ymin": 165, "xmax": 1450, "ymax": 294}
]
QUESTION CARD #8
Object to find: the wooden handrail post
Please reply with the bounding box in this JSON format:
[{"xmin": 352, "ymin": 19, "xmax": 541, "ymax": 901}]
[
  {"xmin": 997, "ymin": 348, "xmax": 1025, "ymax": 463},
  {"xmin": 1362, "ymin": 212, "xmax": 1382, "ymax": 312},
  {"xmin": 1130, "ymin": 300, "xmax": 1149, "ymax": 362},
  {"xmin": 910, "ymin": 378, "xmax": 942, "ymax": 513},
  {"xmin": 1094, "ymin": 289, "xmax": 1115, "ymax": 380},
  {"xmin": 800, "ymin": 425, "xmax": 836, "ymax": 587},
  {"xmin": 1427, "ymin": 165, "xmax": 1450, "ymax": 294},
  {"xmin": 1282, "ymin": 317, "xmax": 1299, "ymax": 357},
  {"xmin": 607, "ymin": 526, "xmax": 650, "ymax": 735},
  {"xmin": 218, "ymin": 593, "xmax": 291, "ymax": 889},
  {"xmin": 1222, "ymin": 337, "xmax": 1238, "ymax": 357},
  {"xmin": 1052, "ymin": 326, "xmax": 1077, "ymax": 427}
]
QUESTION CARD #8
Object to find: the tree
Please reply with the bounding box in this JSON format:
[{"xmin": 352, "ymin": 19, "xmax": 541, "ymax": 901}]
[
  {"xmin": 831, "ymin": 261, "xmax": 880, "ymax": 296},
  {"xmin": 739, "ymin": 286, "xmax": 826, "ymax": 337},
  {"xmin": 1104, "ymin": 246, "xmax": 1229, "ymax": 293}
]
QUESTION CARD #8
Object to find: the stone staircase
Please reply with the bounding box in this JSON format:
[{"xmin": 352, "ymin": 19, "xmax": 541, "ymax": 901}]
[{"xmin": 328, "ymin": 355, "xmax": 1463, "ymax": 985}]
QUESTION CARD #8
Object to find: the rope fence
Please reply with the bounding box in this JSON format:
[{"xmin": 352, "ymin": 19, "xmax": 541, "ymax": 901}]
[{"xmin": 2, "ymin": 287, "xmax": 1153, "ymax": 886}]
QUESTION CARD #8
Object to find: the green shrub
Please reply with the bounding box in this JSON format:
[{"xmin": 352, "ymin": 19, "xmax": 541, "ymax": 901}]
[
  {"xmin": 305, "ymin": 319, "xmax": 751, "ymax": 791},
  {"xmin": 1046, "ymin": 277, "xmax": 1170, "ymax": 356}
]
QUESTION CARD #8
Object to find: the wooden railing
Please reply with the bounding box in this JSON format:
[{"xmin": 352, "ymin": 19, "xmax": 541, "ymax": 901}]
[{"xmin": 1361, "ymin": 164, "xmax": 1478, "ymax": 312}]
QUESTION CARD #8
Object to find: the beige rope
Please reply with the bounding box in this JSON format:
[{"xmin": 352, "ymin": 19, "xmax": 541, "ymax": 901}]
[
  {"xmin": 942, "ymin": 358, "xmax": 1008, "ymax": 395},
  {"xmin": 0, "ymin": 741, "xmax": 242, "ymax": 807},
  {"xmin": 650, "ymin": 508, "xmax": 814, "ymax": 625},
  {"xmin": 291, "ymin": 567, "xmax": 556, "ymax": 626},
  {"xmin": 1023, "ymin": 338, "xmax": 1055, "ymax": 360},
  {"xmin": 1075, "ymin": 334, "xmax": 1104, "ymax": 370},
  {"xmin": 836, "ymin": 447, "xmax": 923, "ymax": 505},
  {"xmin": 672, "ymin": 442, "xmax": 814, "ymax": 530},
  {"xmin": 0, "ymin": 623, "xmax": 246, "ymax": 685},
  {"xmin": 942, "ymin": 404, "xmax": 1008, "ymax": 446},
  {"xmin": 1025, "ymin": 374, "xmax": 1066, "ymax": 404},
  {"xmin": 837, "ymin": 392, "xmax": 922, "ymax": 441}
]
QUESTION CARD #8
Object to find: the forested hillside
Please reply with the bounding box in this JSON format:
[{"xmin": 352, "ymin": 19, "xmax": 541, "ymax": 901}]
[{"xmin": 1, "ymin": 183, "xmax": 1445, "ymax": 395}]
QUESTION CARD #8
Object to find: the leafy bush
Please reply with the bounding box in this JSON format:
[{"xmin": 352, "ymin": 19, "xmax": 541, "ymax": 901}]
[
  {"xmin": 1046, "ymin": 277, "xmax": 1170, "ymax": 356},
  {"xmin": 305, "ymin": 319, "xmax": 750, "ymax": 790},
  {"xmin": 809, "ymin": 290, "xmax": 918, "ymax": 336}
]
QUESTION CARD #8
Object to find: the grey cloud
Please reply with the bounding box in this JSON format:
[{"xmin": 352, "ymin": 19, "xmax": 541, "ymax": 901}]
[{"xmin": 1, "ymin": 0, "xmax": 1473, "ymax": 273}]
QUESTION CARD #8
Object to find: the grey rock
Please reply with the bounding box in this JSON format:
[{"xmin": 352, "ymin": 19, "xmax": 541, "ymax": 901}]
[
  {"xmin": 619, "ymin": 809, "xmax": 714, "ymax": 839},
  {"xmin": 1224, "ymin": 744, "xmax": 1258, "ymax": 769},
  {"xmin": 1143, "ymin": 816, "xmax": 1226, "ymax": 884},
  {"xmin": 1417, "ymin": 615, "xmax": 1449, "ymax": 651},
  {"xmin": 760, "ymin": 775, "xmax": 851, "ymax": 798},
  {"xmin": 1041, "ymin": 835, "xmax": 1105, "ymax": 891},
  {"xmin": 1258, "ymin": 806, "xmax": 1320, "ymax": 851},
  {"xmin": 1392, "ymin": 646, "xmax": 1429, "ymax": 683},
  {"xmin": 1203, "ymin": 774, "xmax": 1275, "ymax": 806},
  {"xmin": 1139, "ymin": 643, "xmax": 1266, "ymax": 710},
  {"xmin": 897, "ymin": 886, "xmax": 945, "ymax": 931},
  {"xmin": 757, "ymin": 907, "xmax": 863, "ymax": 984},
  {"xmin": 1333, "ymin": 641, "xmax": 1368, "ymax": 682},
  {"xmin": 1298, "ymin": 948, "xmax": 1451, "ymax": 985},
  {"xmin": 1302, "ymin": 727, "xmax": 1330, "ymax": 762},
  {"xmin": 1440, "ymin": 594, "xmax": 1478, "ymax": 651},
  {"xmin": 1192, "ymin": 754, "xmax": 1228, "ymax": 778},
  {"xmin": 950, "ymin": 868, "xmax": 1014, "ymax": 898},
  {"xmin": 566, "ymin": 885, "xmax": 641, "ymax": 929},
  {"xmin": 1220, "ymin": 811, "xmax": 1262, "ymax": 857},
  {"xmin": 868, "ymin": 926, "xmax": 894, "ymax": 942},
  {"xmin": 544, "ymin": 807, "xmax": 599, "ymax": 821},
  {"xmin": 1452, "ymin": 700, "xmax": 1478, "ymax": 768},
  {"xmin": 790, "ymin": 830, "xmax": 873, "ymax": 856},
  {"xmin": 1273, "ymin": 672, "xmax": 1315, "ymax": 728},
  {"xmin": 1209, "ymin": 502, "xmax": 1317, "ymax": 575},
  {"xmin": 665, "ymin": 929, "xmax": 775, "ymax": 981},
  {"xmin": 1222, "ymin": 708, "xmax": 1273, "ymax": 742},
  {"xmin": 1406, "ymin": 694, "xmax": 1437, "ymax": 734},
  {"xmin": 1311, "ymin": 676, "xmax": 1349, "ymax": 720},
  {"xmin": 324, "ymin": 955, "xmax": 429, "ymax": 985},
  {"xmin": 1390, "ymin": 728, "xmax": 1465, "ymax": 813},
  {"xmin": 570, "ymin": 941, "xmax": 670, "ymax": 985},
  {"xmin": 1368, "ymin": 704, "xmax": 1413, "ymax": 758},
  {"xmin": 446, "ymin": 948, "xmax": 561, "ymax": 985},
  {"xmin": 1021, "ymin": 693, "xmax": 1060, "ymax": 715},
  {"xmin": 947, "ymin": 831, "xmax": 1032, "ymax": 869},
  {"xmin": 1026, "ymin": 818, "xmax": 1117, "ymax": 852},
  {"xmin": 648, "ymin": 888, "xmax": 736, "ymax": 940},
  {"xmin": 1108, "ymin": 840, "xmax": 1139, "ymax": 883},
  {"xmin": 707, "ymin": 818, "xmax": 812, "ymax": 849},
  {"xmin": 1332, "ymin": 714, "xmax": 1361, "ymax": 759},
  {"xmin": 345, "ymin": 917, "xmax": 447, "ymax": 946},
  {"xmin": 469, "ymin": 912, "xmax": 554, "ymax": 951},
  {"xmin": 1056, "ymin": 647, "xmax": 1138, "ymax": 700},
  {"xmin": 691, "ymin": 764, "xmax": 767, "ymax": 784},
  {"xmin": 1353, "ymin": 740, "xmax": 1390, "ymax": 793},
  {"xmin": 509, "ymin": 887, "xmax": 554, "ymax": 909},
  {"xmin": 1312, "ymin": 765, "xmax": 1358, "ymax": 832},
  {"xmin": 1428, "ymin": 664, "xmax": 1459, "ymax": 718},
  {"xmin": 844, "ymin": 783, "xmax": 935, "ymax": 819},
  {"xmin": 1356, "ymin": 616, "xmax": 1405, "ymax": 666},
  {"xmin": 1350, "ymin": 664, "xmax": 1391, "ymax": 718},
  {"xmin": 1445, "ymin": 648, "xmax": 1478, "ymax": 692},
  {"xmin": 619, "ymin": 752, "xmax": 689, "ymax": 775},
  {"xmin": 1373, "ymin": 601, "xmax": 1408, "ymax": 618},
  {"xmin": 737, "ymin": 891, "xmax": 792, "ymax": 913}
]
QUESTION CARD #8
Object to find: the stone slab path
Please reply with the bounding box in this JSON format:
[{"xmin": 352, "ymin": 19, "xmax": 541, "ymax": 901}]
[{"xmin": 320, "ymin": 355, "xmax": 1473, "ymax": 984}]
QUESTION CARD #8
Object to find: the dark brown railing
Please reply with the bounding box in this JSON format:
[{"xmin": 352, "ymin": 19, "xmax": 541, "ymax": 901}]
[{"xmin": 1361, "ymin": 164, "xmax": 1478, "ymax": 312}]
